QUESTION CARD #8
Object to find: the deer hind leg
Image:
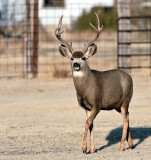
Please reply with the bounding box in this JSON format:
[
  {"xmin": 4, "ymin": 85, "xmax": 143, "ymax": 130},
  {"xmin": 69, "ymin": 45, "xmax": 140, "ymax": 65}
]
[
  {"xmin": 82, "ymin": 109, "xmax": 99, "ymax": 154},
  {"xmin": 118, "ymin": 106, "xmax": 128, "ymax": 151},
  {"xmin": 126, "ymin": 113, "xmax": 133, "ymax": 148},
  {"xmin": 119, "ymin": 105, "xmax": 133, "ymax": 151}
]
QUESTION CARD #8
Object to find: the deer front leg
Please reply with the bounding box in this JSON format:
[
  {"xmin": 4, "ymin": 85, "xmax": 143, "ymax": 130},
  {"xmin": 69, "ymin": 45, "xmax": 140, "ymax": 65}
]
[
  {"xmin": 82, "ymin": 109, "xmax": 99, "ymax": 154},
  {"xmin": 82, "ymin": 119, "xmax": 89, "ymax": 153},
  {"xmin": 89, "ymin": 123, "xmax": 95, "ymax": 153},
  {"xmin": 86, "ymin": 111, "xmax": 95, "ymax": 153}
]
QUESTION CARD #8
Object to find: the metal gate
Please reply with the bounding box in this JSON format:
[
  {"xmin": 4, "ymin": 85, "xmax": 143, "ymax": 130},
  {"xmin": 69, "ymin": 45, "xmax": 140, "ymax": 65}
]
[{"xmin": 117, "ymin": 16, "xmax": 151, "ymax": 75}]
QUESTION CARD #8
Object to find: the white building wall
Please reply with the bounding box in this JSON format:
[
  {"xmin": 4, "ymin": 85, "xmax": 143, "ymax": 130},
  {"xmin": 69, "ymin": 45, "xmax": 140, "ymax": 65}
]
[
  {"xmin": 38, "ymin": 0, "xmax": 113, "ymax": 25},
  {"xmin": 0, "ymin": 0, "xmax": 113, "ymax": 26}
]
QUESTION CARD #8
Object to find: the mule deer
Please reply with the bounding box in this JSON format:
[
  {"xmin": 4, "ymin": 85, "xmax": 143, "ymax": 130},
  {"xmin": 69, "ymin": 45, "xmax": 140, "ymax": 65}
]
[{"xmin": 55, "ymin": 13, "xmax": 133, "ymax": 154}]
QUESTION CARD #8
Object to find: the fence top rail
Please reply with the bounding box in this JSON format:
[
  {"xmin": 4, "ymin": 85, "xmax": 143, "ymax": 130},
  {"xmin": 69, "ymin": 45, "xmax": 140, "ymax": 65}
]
[
  {"xmin": 118, "ymin": 16, "xmax": 151, "ymax": 21},
  {"xmin": 118, "ymin": 29, "xmax": 151, "ymax": 32}
]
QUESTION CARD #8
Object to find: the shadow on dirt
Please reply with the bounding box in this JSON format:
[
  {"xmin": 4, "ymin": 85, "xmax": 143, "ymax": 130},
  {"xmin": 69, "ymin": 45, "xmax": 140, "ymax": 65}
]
[{"xmin": 96, "ymin": 127, "xmax": 151, "ymax": 152}]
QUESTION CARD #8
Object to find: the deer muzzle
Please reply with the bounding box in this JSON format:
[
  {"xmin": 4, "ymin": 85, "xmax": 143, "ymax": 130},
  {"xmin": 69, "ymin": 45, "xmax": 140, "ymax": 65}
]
[{"xmin": 73, "ymin": 62, "xmax": 81, "ymax": 71}]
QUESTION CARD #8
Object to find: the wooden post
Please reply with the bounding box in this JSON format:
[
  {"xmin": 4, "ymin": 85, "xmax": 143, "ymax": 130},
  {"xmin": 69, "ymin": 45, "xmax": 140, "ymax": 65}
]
[
  {"xmin": 117, "ymin": 0, "xmax": 131, "ymax": 69},
  {"xmin": 26, "ymin": 0, "xmax": 39, "ymax": 78},
  {"xmin": 32, "ymin": 0, "xmax": 39, "ymax": 77}
]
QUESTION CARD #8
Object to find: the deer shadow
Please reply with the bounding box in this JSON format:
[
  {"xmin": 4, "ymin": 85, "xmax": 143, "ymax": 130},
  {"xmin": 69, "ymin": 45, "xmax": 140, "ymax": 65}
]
[{"xmin": 96, "ymin": 126, "xmax": 151, "ymax": 152}]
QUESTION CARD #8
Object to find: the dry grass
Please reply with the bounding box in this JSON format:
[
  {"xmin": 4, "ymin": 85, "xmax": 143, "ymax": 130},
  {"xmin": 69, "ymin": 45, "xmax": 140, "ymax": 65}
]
[{"xmin": 52, "ymin": 63, "xmax": 72, "ymax": 78}]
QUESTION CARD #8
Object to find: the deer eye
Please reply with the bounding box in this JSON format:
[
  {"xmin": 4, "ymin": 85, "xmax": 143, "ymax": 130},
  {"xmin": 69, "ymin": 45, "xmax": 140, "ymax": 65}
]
[
  {"xmin": 82, "ymin": 57, "xmax": 86, "ymax": 61},
  {"xmin": 71, "ymin": 57, "xmax": 74, "ymax": 61}
]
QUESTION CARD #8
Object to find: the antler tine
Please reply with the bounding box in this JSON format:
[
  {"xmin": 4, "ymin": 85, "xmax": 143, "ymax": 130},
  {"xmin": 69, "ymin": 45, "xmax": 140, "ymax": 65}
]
[
  {"xmin": 95, "ymin": 12, "xmax": 100, "ymax": 30},
  {"xmin": 55, "ymin": 15, "xmax": 63, "ymax": 37},
  {"xmin": 59, "ymin": 15, "xmax": 63, "ymax": 26},
  {"xmin": 55, "ymin": 15, "xmax": 74, "ymax": 53},
  {"xmin": 92, "ymin": 13, "xmax": 103, "ymax": 32},
  {"xmin": 89, "ymin": 22, "xmax": 97, "ymax": 32},
  {"xmin": 83, "ymin": 13, "xmax": 103, "ymax": 53}
]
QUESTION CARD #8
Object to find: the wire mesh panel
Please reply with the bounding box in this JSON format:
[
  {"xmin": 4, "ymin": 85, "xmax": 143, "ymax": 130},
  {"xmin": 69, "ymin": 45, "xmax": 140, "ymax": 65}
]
[
  {"xmin": 0, "ymin": 1, "xmax": 26, "ymax": 78},
  {"xmin": 38, "ymin": 6, "xmax": 117, "ymax": 78},
  {"xmin": 0, "ymin": 1, "xmax": 117, "ymax": 78}
]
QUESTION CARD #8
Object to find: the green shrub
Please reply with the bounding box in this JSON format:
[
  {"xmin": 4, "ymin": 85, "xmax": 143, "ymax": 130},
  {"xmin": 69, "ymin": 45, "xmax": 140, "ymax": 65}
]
[{"xmin": 75, "ymin": 6, "xmax": 117, "ymax": 31}]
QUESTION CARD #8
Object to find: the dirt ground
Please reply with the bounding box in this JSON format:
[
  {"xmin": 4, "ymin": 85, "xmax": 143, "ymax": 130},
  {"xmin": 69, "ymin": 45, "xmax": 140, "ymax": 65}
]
[{"xmin": 0, "ymin": 76, "xmax": 151, "ymax": 160}]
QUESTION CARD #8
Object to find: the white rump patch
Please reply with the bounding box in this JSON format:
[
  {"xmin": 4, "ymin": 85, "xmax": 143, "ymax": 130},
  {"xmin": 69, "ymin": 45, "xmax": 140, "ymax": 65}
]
[{"xmin": 73, "ymin": 71, "xmax": 84, "ymax": 77}]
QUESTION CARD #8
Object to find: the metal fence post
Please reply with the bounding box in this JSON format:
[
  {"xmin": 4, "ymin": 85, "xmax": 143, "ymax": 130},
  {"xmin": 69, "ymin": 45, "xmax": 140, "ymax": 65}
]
[
  {"xmin": 26, "ymin": 0, "xmax": 39, "ymax": 79},
  {"xmin": 117, "ymin": 0, "xmax": 131, "ymax": 70}
]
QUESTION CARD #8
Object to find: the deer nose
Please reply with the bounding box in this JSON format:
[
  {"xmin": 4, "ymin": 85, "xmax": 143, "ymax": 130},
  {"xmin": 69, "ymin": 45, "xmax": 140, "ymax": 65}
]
[
  {"xmin": 73, "ymin": 63, "xmax": 80, "ymax": 68},
  {"xmin": 73, "ymin": 62, "xmax": 80, "ymax": 71}
]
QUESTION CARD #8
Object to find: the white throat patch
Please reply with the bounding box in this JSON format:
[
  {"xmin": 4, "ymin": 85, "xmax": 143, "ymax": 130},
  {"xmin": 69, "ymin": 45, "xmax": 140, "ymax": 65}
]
[{"xmin": 73, "ymin": 71, "xmax": 84, "ymax": 77}]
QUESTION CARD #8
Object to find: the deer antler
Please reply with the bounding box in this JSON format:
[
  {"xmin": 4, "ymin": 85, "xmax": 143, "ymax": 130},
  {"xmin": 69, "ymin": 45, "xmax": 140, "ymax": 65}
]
[
  {"xmin": 55, "ymin": 15, "xmax": 74, "ymax": 53},
  {"xmin": 82, "ymin": 12, "xmax": 103, "ymax": 53}
]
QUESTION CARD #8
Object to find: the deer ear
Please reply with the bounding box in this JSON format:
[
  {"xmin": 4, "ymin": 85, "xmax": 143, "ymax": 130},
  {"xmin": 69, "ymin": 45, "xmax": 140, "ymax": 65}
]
[
  {"xmin": 59, "ymin": 44, "xmax": 72, "ymax": 58},
  {"xmin": 85, "ymin": 43, "xmax": 97, "ymax": 59}
]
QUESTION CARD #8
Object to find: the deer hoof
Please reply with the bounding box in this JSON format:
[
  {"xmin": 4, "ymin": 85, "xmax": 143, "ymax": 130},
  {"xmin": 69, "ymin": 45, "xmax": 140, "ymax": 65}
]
[
  {"xmin": 118, "ymin": 147, "xmax": 124, "ymax": 151},
  {"xmin": 90, "ymin": 147, "xmax": 95, "ymax": 154},
  {"xmin": 128, "ymin": 142, "xmax": 133, "ymax": 148},
  {"xmin": 90, "ymin": 150, "xmax": 95, "ymax": 154},
  {"xmin": 83, "ymin": 150, "xmax": 87, "ymax": 154},
  {"xmin": 82, "ymin": 144, "xmax": 87, "ymax": 154}
]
